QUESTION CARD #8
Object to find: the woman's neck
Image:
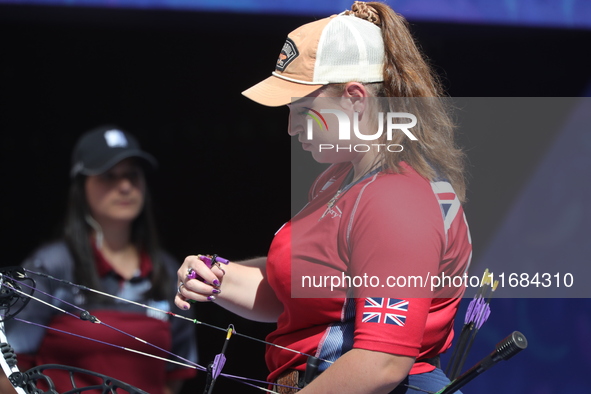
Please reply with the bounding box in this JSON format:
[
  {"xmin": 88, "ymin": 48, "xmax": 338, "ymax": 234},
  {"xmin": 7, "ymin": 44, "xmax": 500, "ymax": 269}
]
[
  {"xmin": 93, "ymin": 225, "xmax": 140, "ymax": 280},
  {"xmin": 350, "ymin": 151, "xmax": 380, "ymax": 183},
  {"xmin": 94, "ymin": 220, "xmax": 132, "ymax": 251}
]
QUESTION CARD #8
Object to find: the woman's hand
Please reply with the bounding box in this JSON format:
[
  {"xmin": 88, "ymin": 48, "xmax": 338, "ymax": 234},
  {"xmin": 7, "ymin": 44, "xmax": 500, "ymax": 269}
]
[
  {"xmin": 175, "ymin": 255, "xmax": 225, "ymax": 310},
  {"xmin": 174, "ymin": 255, "xmax": 282, "ymax": 322}
]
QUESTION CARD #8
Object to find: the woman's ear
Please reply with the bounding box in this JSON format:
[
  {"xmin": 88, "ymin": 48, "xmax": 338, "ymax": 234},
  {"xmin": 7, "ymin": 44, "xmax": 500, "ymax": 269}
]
[{"xmin": 342, "ymin": 82, "xmax": 370, "ymax": 115}]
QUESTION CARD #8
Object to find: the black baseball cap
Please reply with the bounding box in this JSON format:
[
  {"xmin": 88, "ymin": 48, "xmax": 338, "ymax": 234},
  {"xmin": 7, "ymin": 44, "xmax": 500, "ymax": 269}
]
[{"xmin": 70, "ymin": 125, "xmax": 157, "ymax": 178}]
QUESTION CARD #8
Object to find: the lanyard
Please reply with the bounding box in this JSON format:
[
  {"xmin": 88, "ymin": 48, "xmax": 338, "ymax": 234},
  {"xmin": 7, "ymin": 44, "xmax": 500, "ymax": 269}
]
[{"xmin": 320, "ymin": 167, "xmax": 382, "ymax": 220}]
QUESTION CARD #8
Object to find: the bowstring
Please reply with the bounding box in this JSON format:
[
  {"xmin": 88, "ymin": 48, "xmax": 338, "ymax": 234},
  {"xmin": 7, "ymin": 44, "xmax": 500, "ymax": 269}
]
[
  {"xmin": 5, "ymin": 270, "xmax": 308, "ymax": 392},
  {"xmin": 1, "ymin": 279, "xmax": 203, "ymax": 370},
  {"xmin": 24, "ymin": 268, "xmax": 334, "ymax": 364},
  {"xmin": 11, "ymin": 316, "xmax": 201, "ymax": 371},
  {"xmin": 1, "ymin": 278, "xmax": 289, "ymax": 393}
]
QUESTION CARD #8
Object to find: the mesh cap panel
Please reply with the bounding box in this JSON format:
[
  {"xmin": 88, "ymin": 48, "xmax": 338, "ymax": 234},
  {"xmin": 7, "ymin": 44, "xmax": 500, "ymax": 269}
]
[{"xmin": 315, "ymin": 15, "xmax": 384, "ymax": 83}]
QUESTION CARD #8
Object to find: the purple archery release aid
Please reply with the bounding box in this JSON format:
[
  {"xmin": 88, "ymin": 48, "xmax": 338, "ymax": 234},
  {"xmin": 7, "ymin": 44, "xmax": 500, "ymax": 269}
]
[{"xmin": 187, "ymin": 255, "xmax": 230, "ymax": 280}]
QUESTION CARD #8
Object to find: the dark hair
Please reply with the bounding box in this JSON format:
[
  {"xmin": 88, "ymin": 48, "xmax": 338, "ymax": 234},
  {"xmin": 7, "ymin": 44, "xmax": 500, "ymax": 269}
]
[{"xmin": 63, "ymin": 172, "xmax": 170, "ymax": 303}]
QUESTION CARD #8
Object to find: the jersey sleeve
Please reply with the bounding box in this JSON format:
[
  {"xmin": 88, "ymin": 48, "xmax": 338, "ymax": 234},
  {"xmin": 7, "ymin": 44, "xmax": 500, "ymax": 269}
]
[{"xmin": 346, "ymin": 173, "xmax": 445, "ymax": 357}]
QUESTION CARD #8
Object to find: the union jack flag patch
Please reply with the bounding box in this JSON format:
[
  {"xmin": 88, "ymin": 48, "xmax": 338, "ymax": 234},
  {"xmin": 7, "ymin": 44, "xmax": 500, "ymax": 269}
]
[{"xmin": 362, "ymin": 297, "xmax": 409, "ymax": 326}]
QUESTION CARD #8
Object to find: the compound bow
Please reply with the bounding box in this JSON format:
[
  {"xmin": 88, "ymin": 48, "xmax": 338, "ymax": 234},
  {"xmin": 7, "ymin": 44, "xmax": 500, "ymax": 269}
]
[
  {"xmin": 0, "ymin": 265, "xmax": 526, "ymax": 394},
  {"xmin": 0, "ymin": 265, "xmax": 319, "ymax": 393}
]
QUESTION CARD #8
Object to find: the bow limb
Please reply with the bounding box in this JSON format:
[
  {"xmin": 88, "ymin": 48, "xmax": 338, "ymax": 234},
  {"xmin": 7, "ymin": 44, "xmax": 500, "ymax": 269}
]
[
  {"xmin": 0, "ymin": 327, "xmax": 27, "ymax": 394},
  {"xmin": 0, "ymin": 274, "xmax": 28, "ymax": 394}
]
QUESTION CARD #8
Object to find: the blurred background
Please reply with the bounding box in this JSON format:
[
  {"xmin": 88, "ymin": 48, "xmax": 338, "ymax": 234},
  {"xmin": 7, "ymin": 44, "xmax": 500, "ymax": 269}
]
[{"xmin": 1, "ymin": 1, "xmax": 590, "ymax": 393}]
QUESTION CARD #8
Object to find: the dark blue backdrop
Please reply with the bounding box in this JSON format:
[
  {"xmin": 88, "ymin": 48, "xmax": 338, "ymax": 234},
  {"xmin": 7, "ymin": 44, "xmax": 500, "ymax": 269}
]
[{"xmin": 2, "ymin": 0, "xmax": 591, "ymax": 28}]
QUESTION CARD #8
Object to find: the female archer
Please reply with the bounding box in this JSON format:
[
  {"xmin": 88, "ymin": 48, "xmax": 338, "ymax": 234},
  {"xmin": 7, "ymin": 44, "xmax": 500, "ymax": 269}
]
[{"xmin": 177, "ymin": 2, "xmax": 471, "ymax": 393}]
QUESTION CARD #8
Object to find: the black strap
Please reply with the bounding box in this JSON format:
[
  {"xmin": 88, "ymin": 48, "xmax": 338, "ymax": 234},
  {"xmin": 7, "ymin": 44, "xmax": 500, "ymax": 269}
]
[{"xmin": 419, "ymin": 355, "xmax": 441, "ymax": 369}]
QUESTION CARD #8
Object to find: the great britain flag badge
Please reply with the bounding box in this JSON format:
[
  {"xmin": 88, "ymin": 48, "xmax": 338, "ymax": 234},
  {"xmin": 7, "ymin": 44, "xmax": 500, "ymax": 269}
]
[{"xmin": 362, "ymin": 297, "xmax": 409, "ymax": 326}]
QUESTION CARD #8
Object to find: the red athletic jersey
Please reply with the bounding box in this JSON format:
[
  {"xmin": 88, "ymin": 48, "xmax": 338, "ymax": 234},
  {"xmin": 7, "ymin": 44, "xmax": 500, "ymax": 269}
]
[{"xmin": 266, "ymin": 162, "xmax": 472, "ymax": 382}]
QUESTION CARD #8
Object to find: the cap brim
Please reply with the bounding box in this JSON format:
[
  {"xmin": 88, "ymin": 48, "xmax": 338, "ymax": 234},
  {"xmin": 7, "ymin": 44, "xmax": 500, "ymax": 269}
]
[
  {"xmin": 242, "ymin": 75, "xmax": 325, "ymax": 107},
  {"xmin": 74, "ymin": 150, "xmax": 158, "ymax": 177}
]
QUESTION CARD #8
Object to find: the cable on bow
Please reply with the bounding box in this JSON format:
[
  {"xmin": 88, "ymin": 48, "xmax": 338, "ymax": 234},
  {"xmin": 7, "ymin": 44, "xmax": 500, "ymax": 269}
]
[{"xmin": 0, "ymin": 266, "xmax": 318, "ymax": 393}]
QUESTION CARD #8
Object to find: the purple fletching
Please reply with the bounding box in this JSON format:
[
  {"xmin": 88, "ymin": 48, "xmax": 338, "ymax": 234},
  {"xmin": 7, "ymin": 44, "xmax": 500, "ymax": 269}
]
[
  {"xmin": 212, "ymin": 353, "xmax": 227, "ymax": 380},
  {"xmin": 476, "ymin": 304, "xmax": 491, "ymax": 329}
]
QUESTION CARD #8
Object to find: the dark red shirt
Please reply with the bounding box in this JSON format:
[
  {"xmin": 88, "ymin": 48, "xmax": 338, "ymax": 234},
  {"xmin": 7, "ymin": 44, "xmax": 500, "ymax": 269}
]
[{"xmin": 8, "ymin": 241, "xmax": 197, "ymax": 393}]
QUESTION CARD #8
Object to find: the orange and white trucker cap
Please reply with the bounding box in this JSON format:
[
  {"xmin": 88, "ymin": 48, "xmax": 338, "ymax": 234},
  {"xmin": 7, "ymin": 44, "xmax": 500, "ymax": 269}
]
[{"xmin": 242, "ymin": 12, "xmax": 385, "ymax": 107}]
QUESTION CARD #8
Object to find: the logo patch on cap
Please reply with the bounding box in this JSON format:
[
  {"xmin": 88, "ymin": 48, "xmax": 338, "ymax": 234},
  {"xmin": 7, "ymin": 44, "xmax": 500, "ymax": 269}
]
[
  {"xmin": 276, "ymin": 37, "xmax": 299, "ymax": 72},
  {"xmin": 104, "ymin": 129, "xmax": 128, "ymax": 148}
]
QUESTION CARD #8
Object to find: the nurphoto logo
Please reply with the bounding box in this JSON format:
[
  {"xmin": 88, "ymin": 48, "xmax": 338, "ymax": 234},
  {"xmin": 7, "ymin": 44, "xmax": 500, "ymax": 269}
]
[{"xmin": 305, "ymin": 109, "xmax": 418, "ymax": 153}]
